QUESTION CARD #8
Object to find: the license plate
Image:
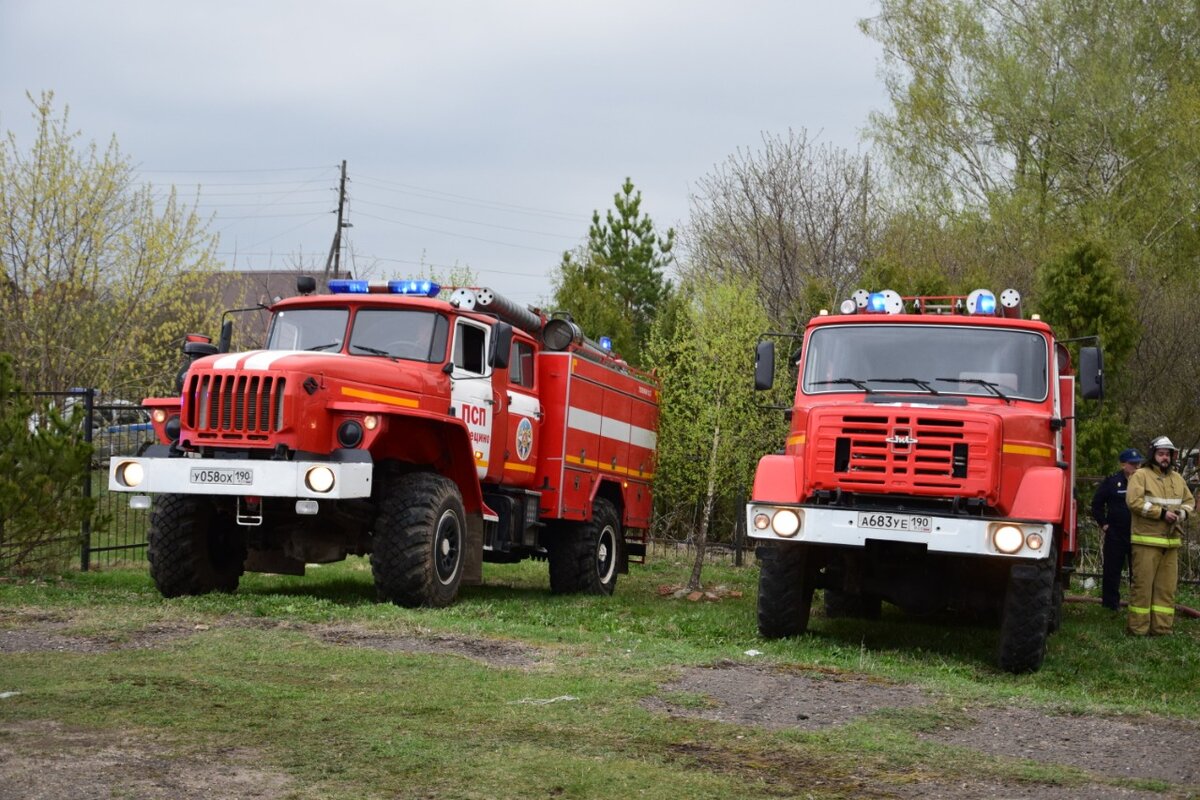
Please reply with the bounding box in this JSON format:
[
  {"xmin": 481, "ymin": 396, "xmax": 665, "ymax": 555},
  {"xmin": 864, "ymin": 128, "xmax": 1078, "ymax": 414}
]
[
  {"xmin": 189, "ymin": 467, "xmax": 254, "ymax": 486},
  {"xmin": 856, "ymin": 512, "xmax": 932, "ymax": 533}
]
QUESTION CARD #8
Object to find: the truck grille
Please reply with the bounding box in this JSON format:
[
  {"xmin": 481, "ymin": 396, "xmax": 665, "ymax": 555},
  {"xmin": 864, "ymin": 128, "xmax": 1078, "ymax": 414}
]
[
  {"xmin": 185, "ymin": 373, "xmax": 286, "ymax": 440},
  {"xmin": 809, "ymin": 410, "xmax": 996, "ymax": 499}
]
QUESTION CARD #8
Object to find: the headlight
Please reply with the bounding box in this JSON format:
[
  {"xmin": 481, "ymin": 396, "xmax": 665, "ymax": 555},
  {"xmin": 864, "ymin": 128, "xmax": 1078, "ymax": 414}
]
[
  {"xmin": 305, "ymin": 466, "xmax": 335, "ymax": 493},
  {"xmin": 753, "ymin": 512, "xmax": 771, "ymax": 530},
  {"xmin": 991, "ymin": 524, "xmax": 1024, "ymax": 554},
  {"xmin": 116, "ymin": 461, "xmax": 144, "ymax": 488},
  {"xmin": 151, "ymin": 409, "xmax": 167, "ymax": 424},
  {"xmin": 772, "ymin": 509, "xmax": 801, "ymax": 537},
  {"xmin": 1025, "ymin": 532, "xmax": 1044, "ymax": 551}
]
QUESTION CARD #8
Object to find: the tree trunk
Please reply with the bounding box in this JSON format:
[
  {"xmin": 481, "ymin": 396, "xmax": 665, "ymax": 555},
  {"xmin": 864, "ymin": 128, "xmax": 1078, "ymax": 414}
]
[{"xmin": 687, "ymin": 419, "xmax": 721, "ymax": 592}]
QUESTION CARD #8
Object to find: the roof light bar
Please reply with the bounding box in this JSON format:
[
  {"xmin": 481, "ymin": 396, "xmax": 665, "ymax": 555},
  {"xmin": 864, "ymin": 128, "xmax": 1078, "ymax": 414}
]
[{"xmin": 328, "ymin": 279, "xmax": 442, "ymax": 296}]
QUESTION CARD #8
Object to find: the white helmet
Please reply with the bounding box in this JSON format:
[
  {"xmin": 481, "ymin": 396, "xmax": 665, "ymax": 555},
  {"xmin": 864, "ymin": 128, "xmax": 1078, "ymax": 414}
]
[{"xmin": 1150, "ymin": 435, "xmax": 1177, "ymax": 453}]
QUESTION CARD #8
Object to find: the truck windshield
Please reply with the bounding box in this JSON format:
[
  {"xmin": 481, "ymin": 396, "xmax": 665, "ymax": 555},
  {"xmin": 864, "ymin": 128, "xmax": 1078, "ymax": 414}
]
[
  {"xmin": 803, "ymin": 324, "xmax": 1049, "ymax": 401},
  {"xmin": 266, "ymin": 308, "xmax": 450, "ymax": 363},
  {"xmin": 267, "ymin": 308, "xmax": 350, "ymax": 351},
  {"xmin": 348, "ymin": 309, "xmax": 449, "ymax": 363}
]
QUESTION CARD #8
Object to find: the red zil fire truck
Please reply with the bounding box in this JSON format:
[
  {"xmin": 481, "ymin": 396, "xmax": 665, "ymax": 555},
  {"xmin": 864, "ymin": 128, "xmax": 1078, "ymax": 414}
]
[
  {"xmin": 109, "ymin": 278, "xmax": 658, "ymax": 607},
  {"xmin": 748, "ymin": 288, "xmax": 1103, "ymax": 672}
]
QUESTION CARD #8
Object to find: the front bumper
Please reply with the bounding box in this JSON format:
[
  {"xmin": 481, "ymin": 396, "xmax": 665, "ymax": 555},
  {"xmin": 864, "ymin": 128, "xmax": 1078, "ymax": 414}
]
[
  {"xmin": 746, "ymin": 502, "xmax": 1052, "ymax": 560},
  {"xmin": 108, "ymin": 454, "xmax": 374, "ymax": 499}
]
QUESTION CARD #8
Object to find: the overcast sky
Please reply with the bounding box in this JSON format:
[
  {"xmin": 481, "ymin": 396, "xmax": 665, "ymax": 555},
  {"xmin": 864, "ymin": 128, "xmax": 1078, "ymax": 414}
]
[{"xmin": 1, "ymin": 0, "xmax": 887, "ymax": 305}]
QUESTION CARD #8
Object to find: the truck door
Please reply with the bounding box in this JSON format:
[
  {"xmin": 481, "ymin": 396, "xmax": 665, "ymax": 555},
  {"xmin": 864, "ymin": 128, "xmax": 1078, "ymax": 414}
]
[
  {"xmin": 450, "ymin": 318, "xmax": 497, "ymax": 480},
  {"xmin": 502, "ymin": 338, "xmax": 541, "ymax": 489}
]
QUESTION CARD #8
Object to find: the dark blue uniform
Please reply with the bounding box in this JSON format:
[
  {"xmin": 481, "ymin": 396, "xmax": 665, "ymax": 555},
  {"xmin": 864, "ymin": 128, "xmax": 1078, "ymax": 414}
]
[{"xmin": 1091, "ymin": 471, "xmax": 1132, "ymax": 610}]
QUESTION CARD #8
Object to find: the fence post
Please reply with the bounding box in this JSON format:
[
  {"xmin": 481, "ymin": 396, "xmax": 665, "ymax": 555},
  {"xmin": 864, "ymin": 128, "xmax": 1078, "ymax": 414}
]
[
  {"xmin": 734, "ymin": 491, "xmax": 746, "ymax": 567},
  {"xmin": 80, "ymin": 388, "xmax": 95, "ymax": 572}
]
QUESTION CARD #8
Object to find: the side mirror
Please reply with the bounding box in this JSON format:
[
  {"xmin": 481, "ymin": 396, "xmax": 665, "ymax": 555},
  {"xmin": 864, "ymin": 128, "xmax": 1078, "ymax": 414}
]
[
  {"xmin": 489, "ymin": 322, "xmax": 514, "ymax": 369},
  {"xmin": 217, "ymin": 320, "xmax": 233, "ymax": 354},
  {"xmin": 1079, "ymin": 346, "xmax": 1104, "ymax": 400},
  {"xmin": 754, "ymin": 340, "xmax": 776, "ymax": 391}
]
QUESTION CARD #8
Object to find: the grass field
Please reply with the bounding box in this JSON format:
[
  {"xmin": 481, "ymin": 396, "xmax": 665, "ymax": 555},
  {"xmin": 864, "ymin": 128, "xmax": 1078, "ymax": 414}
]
[{"xmin": 2, "ymin": 556, "xmax": 1198, "ymax": 799}]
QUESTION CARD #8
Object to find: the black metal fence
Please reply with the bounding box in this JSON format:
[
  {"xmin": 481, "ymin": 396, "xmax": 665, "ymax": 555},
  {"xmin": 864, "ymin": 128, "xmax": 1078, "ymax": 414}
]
[{"xmin": 1, "ymin": 389, "xmax": 154, "ymax": 573}]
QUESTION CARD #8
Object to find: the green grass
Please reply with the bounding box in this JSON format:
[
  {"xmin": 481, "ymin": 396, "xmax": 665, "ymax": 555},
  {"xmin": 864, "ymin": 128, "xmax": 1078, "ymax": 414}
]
[{"xmin": 2, "ymin": 557, "xmax": 1198, "ymax": 799}]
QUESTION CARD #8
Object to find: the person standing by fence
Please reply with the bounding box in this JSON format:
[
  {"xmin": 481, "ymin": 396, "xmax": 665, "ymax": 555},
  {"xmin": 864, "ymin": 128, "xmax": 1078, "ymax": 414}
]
[
  {"xmin": 1091, "ymin": 448, "xmax": 1143, "ymax": 611},
  {"xmin": 1125, "ymin": 436, "xmax": 1195, "ymax": 636}
]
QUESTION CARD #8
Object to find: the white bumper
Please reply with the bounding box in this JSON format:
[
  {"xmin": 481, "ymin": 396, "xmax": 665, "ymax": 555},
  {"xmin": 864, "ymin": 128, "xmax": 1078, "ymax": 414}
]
[
  {"xmin": 746, "ymin": 503, "xmax": 1052, "ymax": 560},
  {"xmin": 108, "ymin": 455, "xmax": 374, "ymax": 499}
]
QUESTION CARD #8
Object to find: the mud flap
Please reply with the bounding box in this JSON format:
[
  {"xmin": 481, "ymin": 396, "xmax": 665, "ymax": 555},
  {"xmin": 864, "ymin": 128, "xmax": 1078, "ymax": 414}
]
[{"xmin": 463, "ymin": 514, "xmax": 484, "ymax": 585}]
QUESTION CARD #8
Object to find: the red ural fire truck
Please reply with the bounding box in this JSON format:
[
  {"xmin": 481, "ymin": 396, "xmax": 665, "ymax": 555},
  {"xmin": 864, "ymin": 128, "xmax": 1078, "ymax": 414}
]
[
  {"xmin": 748, "ymin": 288, "xmax": 1103, "ymax": 673},
  {"xmin": 108, "ymin": 278, "xmax": 658, "ymax": 607}
]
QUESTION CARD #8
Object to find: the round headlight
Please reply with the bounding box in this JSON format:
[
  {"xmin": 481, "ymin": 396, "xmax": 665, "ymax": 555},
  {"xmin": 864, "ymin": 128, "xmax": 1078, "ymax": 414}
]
[
  {"xmin": 753, "ymin": 512, "xmax": 771, "ymax": 530},
  {"xmin": 305, "ymin": 466, "xmax": 335, "ymax": 493},
  {"xmin": 337, "ymin": 420, "xmax": 364, "ymax": 448},
  {"xmin": 772, "ymin": 509, "xmax": 801, "ymax": 537},
  {"xmin": 151, "ymin": 408, "xmax": 167, "ymax": 424},
  {"xmin": 1025, "ymin": 532, "xmax": 1044, "ymax": 551},
  {"xmin": 993, "ymin": 524, "xmax": 1024, "ymax": 554},
  {"xmin": 363, "ymin": 414, "xmax": 379, "ymax": 431},
  {"xmin": 118, "ymin": 461, "xmax": 144, "ymax": 488}
]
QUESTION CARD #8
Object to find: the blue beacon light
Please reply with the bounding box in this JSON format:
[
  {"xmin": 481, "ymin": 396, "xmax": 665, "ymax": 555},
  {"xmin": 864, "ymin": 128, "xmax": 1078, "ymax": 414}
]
[
  {"xmin": 598, "ymin": 336, "xmax": 613, "ymax": 351},
  {"xmin": 328, "ymin": 279, "xmax": 369, "ymax": 293},
  {"xmin": 868, "ymin": 293, "xmax": 888, "ymax": 312}
]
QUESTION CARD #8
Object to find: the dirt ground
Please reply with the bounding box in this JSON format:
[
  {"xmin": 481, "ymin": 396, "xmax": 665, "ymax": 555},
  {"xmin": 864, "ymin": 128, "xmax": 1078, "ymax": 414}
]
[
  {"xmin": 2, "ymin": 613, "xmax": 1198, "ymax": 798},
  {"xmin": 647, "ymin": 662, "xmax": 1200, "ymax": 799}
]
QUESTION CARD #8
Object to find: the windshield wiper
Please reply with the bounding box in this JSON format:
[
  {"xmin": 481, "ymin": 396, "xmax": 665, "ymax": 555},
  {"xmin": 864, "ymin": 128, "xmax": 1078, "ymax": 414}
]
[
  {"xmin": 874, "ymin": 378, "xmax": 940, "ymax": 394},
  {"xmin": 935, "ymin": 377, "xmax": 1011, "ymax": 402},
  {"xmin": 350, "ymin": 344, "xmax": 394, "ymax": 358},
  {"xmin": 305, "ymin": 342, "xmax": 341, "ymax": 352},
  {"xmin": 812, "ymin": 378, "xmax": 876, "ymax": 394}
]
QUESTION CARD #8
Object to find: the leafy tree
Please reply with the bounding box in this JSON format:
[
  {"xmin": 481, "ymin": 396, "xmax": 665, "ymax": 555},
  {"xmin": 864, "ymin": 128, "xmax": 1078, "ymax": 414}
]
[
  {"xmin": 551, "ymin": 178, "xmax": 674, "ymax": 365},
  {"xmin": 0, "ymin": 92, "xmax": 221, "ymax": 397},
  {"xmin": 647, "ymin": 276, "xmax": 782, "ymax": 590},
  {"xmin": 0, "ymin": 354, "xmax": 96, "ymax": 574}
]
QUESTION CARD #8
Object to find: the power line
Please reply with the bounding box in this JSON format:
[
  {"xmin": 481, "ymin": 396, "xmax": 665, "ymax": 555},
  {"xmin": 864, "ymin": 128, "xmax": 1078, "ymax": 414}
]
[
  {"xmin": 352, "ymin": 210, "xmax": 563, "ymax": 254},
  {"xmin": 353, "ymin": 174, "xmax": 589, "ymax": 223},
  {"xmin": 351, "ymin": 198, "xmax": 578, "ymax": 240}
]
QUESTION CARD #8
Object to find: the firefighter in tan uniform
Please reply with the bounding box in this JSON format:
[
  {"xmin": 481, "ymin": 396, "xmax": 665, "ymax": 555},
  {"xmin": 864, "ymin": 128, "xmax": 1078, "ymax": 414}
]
[{"xmin": 1125, "ymin": 436, "xmax": 1195, "ymax": 636}]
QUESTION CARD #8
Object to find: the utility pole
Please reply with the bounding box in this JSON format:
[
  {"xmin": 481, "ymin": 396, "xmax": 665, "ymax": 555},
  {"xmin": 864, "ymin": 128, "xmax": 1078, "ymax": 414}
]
[{"xmin": 323, "ymin": 159, "xmax": 349, "ymax": 286}]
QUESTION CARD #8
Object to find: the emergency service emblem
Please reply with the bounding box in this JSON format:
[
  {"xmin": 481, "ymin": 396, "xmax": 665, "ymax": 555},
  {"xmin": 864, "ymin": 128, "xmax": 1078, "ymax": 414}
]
[{"xmin": 516, "ymin": 417, "xmax": 534, "ymax": 461}]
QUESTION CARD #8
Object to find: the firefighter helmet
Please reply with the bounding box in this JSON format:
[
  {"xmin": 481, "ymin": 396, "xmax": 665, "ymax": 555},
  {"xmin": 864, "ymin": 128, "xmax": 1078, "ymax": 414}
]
[{"xmin": 1149, "ymin": 435, "xmax": 1177, "ymax": 454}]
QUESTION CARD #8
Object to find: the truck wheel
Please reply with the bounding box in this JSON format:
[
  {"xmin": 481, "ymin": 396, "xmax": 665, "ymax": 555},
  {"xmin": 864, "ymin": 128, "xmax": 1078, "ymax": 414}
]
[
  {"xmin": 823, "ymin": 588, "xmax": 882, "ymax": 620},
  {"xmin": 1048, "ymin": 576, "xmax": 1065, "ymax": 634},
  {"xmin": 547, "ymin": 498, "xmax": 620, "ymax": 595},
  {"xmin": 371, "ymin": 472, "xmax": 465, "ymax": 608},
  {"xmin": 757, "ymin": 544, "xmax": 816, "ymax": 638},
  {"xmin": 147, "ymin": 494, "xmax": 246, "ymax": 598},
  {"xmin": 997, "ymin": 556, "xmax": 1054, "ymax": 674}
]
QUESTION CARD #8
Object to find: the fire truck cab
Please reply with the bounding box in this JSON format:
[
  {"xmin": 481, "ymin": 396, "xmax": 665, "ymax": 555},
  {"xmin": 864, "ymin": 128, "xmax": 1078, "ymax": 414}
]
[
  {"xmin": 748, "ymin": 288, "xmax": 1102, "ymax": 673},
  {"xmin": 109, "ymin": 278, "xmax": 658, "ymax": 608}
]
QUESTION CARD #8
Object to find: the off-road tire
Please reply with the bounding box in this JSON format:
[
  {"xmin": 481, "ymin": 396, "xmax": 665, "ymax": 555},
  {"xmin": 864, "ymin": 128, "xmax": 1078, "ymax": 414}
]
[
  {"xmin": 1048, "ymin": 575, "xmax": 1065, "ymax": 634},
  {"xmin": 757, "ymin": 544, "xmax": 816, "ymax": 638},
  {"xmin": 823, "ymin": 588, "xmax": 883, "ymax": 620},
  {"xmin": 147, "ymin": 494, "xmax": 246, "ymax": 598},
  {"xmin": 547, "ymin": 498, "xmax": 620, "ymax": 595},
  {"xmin": 997, "ymin": 556, "xmax": 1054, "ymax": 674},
  {"xmin": 371, "ymin": 472, "xmax": 466, "ymax": 608}
]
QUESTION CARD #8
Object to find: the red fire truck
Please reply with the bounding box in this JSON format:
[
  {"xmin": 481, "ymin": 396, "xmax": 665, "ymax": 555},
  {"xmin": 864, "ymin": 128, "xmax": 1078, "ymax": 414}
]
[
  {"xmin": 108, "ymin": 278, "xmax": 658, "ymax": 607},
  {"xmin": 747, "ymin": 288, "xmax": 1102, "ymax": 672}
]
